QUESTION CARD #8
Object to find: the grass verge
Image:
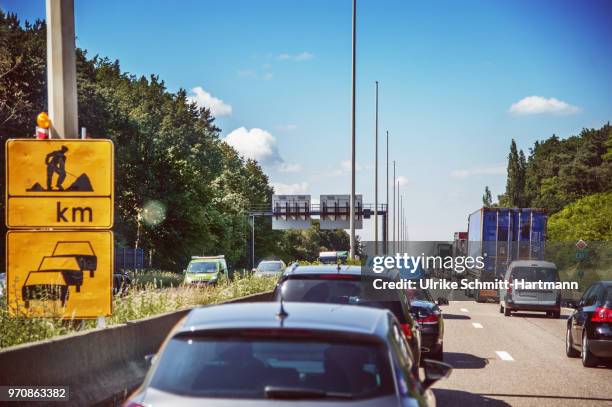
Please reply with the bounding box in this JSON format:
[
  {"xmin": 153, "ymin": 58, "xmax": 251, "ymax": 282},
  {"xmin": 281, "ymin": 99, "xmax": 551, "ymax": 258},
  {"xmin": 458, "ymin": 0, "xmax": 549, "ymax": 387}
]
[{"xmin": 0, "ymin": 273, "xmax": 276, "ymax": 350}]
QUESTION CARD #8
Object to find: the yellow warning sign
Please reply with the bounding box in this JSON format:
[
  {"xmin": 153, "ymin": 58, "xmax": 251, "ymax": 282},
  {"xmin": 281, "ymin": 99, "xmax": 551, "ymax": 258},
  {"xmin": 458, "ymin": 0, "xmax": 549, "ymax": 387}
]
[
  {"xmin": 5, "ymin": 139, "xmax": 113, "ymax": 228},
  {"xmin": 6, "ymin": 230, "xmax": 113, "ymax": 318}
]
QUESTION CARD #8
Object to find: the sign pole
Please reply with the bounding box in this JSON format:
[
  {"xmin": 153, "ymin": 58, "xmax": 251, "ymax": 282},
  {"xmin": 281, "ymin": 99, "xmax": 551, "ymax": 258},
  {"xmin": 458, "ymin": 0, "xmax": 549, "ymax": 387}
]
[
  {"xmin": 349, "ymin": 0, "xmax": 357, "ymax": 259},
  {"xmin": 374, "ymin": 81, "xmax": 378, "ymax": 253},
  {"xmin": 46, "ymin": 0, "xmax": 78, "ymax": 139}
]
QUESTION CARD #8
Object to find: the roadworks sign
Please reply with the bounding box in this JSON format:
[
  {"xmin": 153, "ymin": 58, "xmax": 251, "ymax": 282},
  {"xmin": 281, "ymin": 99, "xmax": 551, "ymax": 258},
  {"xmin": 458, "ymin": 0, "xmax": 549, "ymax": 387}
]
[
  {"xmin": 5, "ymin": 139, "xmax": 113, "ymax": 228},
  {"xmin": 6, "ymin": 230, "xmax": 113, "ymax": 318}
]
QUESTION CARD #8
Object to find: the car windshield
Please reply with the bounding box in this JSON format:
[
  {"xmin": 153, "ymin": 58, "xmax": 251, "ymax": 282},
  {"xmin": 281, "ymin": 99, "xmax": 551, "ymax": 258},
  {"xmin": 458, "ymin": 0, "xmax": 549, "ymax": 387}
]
[
  {"xmin": 258, "ymin": 262, "xmax": 283, "ymax": 272},
  {"xmin": 188, "ymin": 262, "xmax": 218, "ymax": 273},
  {"xmin": 512, "ymin": 267, "xmax": 559, "ymax": 282},
  {"xmin": 406, "ymin": 289, "xmax": 433, "ymax": 302},
  {"xmin": 277, "ymin": 278, "xmax": 408, "ymax": 323},
  {"xmin": 149, "ymin": 336, "xmax": 394, "ymax": 399}
]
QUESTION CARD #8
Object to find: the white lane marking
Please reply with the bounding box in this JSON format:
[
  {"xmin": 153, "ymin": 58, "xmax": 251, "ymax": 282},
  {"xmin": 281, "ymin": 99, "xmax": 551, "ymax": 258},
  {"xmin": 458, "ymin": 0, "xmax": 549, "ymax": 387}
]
[
  {"xmin": 472, "ymin": 322, "xmax": 483, "ymax": 328},
  {"xmin": 460, "ymin": 308, "xmax": 469, "ymax": 312},
  {"xmin": 495, "ymin": 351, "xmax": 514, "ymax": 361}
]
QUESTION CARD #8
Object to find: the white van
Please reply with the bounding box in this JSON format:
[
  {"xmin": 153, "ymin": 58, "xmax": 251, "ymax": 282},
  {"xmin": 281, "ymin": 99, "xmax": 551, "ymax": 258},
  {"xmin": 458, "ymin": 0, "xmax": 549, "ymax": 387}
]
[{"xmin": 499, "ymin": 260, "xmax": 561, "ymax": 318}]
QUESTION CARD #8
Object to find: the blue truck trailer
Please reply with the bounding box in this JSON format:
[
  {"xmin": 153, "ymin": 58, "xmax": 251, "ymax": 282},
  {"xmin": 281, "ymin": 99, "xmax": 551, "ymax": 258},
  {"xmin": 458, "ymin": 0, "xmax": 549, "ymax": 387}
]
[{"xmin": 466, "ymin": 207, "xmax": 547, "ymax": 302}]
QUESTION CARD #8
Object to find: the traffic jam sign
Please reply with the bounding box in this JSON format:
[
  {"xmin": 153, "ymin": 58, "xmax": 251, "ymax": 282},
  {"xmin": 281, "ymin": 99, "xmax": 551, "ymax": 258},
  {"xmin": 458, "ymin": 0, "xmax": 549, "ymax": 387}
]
[
  {"xmin": 5, "ymin": 139, "xmax": 114, "ymax": 228},
  {"xmin": 5, "ymin": 139, "xmax": 114, "ymax": 318},
  {"xmin": 6, "ymin": 230, "xmax": 113, "ymax": 318}
]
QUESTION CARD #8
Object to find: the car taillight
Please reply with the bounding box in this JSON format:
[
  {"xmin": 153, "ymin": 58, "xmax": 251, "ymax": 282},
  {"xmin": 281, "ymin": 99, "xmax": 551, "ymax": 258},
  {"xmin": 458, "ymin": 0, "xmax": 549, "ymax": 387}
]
[
  {"xmin": 591, "ymin": 306, "xmax": 612, "ymax": 322},
  {"xmin": 122, "ymin": 401, "xmax": 145, "ymax": 407},
  {"xmin": 417, "ymin": 313, "xmax": 439, "ymax": 325},
  {"xmin": 507, "ymin": 276, "xmax": 513, "ymax": 294},
  {"xmin": 400, "ymin": 323, "xmax": 412, "ymax": 339}
]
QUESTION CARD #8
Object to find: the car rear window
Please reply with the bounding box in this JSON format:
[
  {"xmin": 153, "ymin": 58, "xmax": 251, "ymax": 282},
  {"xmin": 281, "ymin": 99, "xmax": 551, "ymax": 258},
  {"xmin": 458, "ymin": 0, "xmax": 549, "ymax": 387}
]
[
  {"xmin": 277, "ymin": 278, "xmax": 408, "ymax": 323},
  {"xmin": 258, "ymin": 262, "xmax": 283, "ymax": 272},
  {"xmin": 511, "ymin": 267, "xmax": 559, "ymax": 282},
  {"xmin": 149, "ymin": 336, "xmax": 394, "ymax": 399}
]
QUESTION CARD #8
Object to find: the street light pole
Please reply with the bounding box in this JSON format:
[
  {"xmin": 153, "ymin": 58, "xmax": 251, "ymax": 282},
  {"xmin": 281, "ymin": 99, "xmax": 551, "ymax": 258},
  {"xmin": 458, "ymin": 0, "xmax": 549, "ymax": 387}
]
[
  {"xmin": 392, "ymin": 160, "xmax": 396, "ymax": 253},
  {"xmin": 386, "ymin": 130, "xmax": 389, "ymax": 254},
  {"xmin": 46, "ymin": 0, "xmax": 78, "ymax": 139},
  {"xmin": 374, "ymin": 81, "xmax": 379, "ymax": 252},
  {"xmin": 349, "ymin": 0, "xmax": 357, "ymax": 259}
]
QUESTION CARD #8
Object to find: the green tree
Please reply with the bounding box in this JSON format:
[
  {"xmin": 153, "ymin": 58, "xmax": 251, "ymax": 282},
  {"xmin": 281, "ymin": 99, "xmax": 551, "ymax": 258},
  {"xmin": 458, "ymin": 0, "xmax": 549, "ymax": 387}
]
[
  {"xmin": 548, "ymin": 192, "xmax": 612, "ymax": 241},
  {"xmin": 482, "ymin": 186, "xmax": 493, "ymax": 207}
]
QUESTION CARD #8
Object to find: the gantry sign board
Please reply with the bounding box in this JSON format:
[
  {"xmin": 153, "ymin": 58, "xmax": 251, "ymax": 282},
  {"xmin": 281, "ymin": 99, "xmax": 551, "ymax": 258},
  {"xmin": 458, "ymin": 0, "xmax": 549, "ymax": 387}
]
[
  {"xmin": 6, "ymin": 139, "xmax": 114, "ymax": 228},
  {"xmin": 272, "ymin": 194, "xmax": 311, "ymax": 230},
  {"xmin": 6, "ymin": 230, "xmax": 113, "ymax": 318},
  {"xmin": 319, "ymin": 194, "xmax": 363, "ymax": 230}
]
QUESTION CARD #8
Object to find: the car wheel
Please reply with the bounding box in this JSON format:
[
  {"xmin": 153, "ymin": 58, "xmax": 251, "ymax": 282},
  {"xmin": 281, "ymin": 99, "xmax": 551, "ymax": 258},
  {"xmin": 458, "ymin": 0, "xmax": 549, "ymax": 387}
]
[
  {"xmin": 499, "ymin": 304, "xmax": 504, "ymax": 314},
  {"xmin": 581, "ymin": 331, "xmax": 599, "ymax": 367},
  {"xmin": 566, "ymin": 326, "xmax": 579, "ymax": 357},
  {"xmin": 504, "ymin": 306, "xmax": 511, "ymax": 316}
]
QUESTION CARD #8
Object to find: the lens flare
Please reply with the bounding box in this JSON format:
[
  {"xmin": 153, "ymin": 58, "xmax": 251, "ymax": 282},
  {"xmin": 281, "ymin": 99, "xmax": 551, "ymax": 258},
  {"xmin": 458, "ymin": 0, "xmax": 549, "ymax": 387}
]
[{"xmin": 141, "ymin": 200, "xmax": 166, "ymax": 226}]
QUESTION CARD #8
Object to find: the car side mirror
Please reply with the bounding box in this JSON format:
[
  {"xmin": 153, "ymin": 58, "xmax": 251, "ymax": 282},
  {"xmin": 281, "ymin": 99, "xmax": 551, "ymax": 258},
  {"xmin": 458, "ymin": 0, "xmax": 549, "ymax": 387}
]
[
  {"xmin": 565, "ymin": 300, "xmax": 577, "ymax": 309},
  {"xmin": 182, "ymin": 269, "xmax": 187, "ymax": 274},
  {"xmin": 144, "ymin": 354, "xmax": 156, "ymax": 365},
  {"xmin": 252, "ymin": 268, "xmax": 257, "ymax": 273},
  {"xmin": 421, "ymin": 359, "xmax": 452, "ymax": 389},
  {"xmin": 437, "ymin": 297, "xmax": 449, "ymax": 306}
]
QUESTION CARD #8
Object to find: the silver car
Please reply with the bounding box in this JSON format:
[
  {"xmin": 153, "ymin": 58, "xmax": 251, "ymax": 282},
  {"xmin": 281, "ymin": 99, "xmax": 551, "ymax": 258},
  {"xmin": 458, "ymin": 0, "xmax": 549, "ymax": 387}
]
[
  {"xmin": 252, "ymin": 260, "xmax": 286, "ymax": 278},
  {"xmin": 499, "ymin": 260, "xmax": 561, "ymax": 318},
  {"xmin": 125, "ymin": 302, "xmax": 452, "ymax": 406}
]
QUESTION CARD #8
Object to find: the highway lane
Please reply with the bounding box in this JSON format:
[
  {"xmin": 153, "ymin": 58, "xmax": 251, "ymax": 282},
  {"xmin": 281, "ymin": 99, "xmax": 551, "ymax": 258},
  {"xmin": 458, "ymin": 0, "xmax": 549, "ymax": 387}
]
[{"xmin": 432, "ymin": 301, "xmax": 612, "ymax": 406}]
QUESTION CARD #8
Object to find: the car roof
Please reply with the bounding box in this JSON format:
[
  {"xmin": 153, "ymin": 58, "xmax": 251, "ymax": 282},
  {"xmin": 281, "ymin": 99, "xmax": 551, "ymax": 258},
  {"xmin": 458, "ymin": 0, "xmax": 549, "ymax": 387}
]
[
  {"xmin": 282, "ymin": 264, "xmax": 401, "ymax": 281},
  {"xmin": 39, "ymin": 256, "xmax": 81, "ymax": 270},
  {"xmin": 509, "ymin": 260, "xmax": 557, "ymax": 268},
  {"xmin": 53, "ymin": 241, "xmax": 94, "ymax": 255},
  {"xmin": 179, "ymin": 302, "xmax": 391, "ymax": 338},
  {"xmin": 283, "ymin": 264, "xmax": 361, "ymax": 276},
  {"xmin": 25, "ymin": 271, "xmax": 66, "ymax": 285}
]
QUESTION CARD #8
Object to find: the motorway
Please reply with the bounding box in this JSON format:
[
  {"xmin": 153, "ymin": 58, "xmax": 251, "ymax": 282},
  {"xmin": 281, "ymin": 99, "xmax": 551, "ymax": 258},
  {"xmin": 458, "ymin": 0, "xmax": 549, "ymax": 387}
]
[{"xmin": 432, "ymin": 301, "xmax": 612, "ymax": 406}]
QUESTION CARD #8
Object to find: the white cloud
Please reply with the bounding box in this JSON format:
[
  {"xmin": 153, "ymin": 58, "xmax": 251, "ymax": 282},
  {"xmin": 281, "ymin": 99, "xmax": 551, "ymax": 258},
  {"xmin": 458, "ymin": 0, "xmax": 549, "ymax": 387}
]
[
  {"xmin": 295, "ymin": 51, "xmax": 314, "ymax": 61},
  {"xmin": 275, "ymin": 51, "xmax": 315, "ymax": 62},
  {"xmin": 263, "ymin": 72, "xmax": 274, "ymax": 81},
  {"xmin": 224, "ymin": 127, "xmax": 301, "ymax": 173},
  {"xmin": 224, "ymin": 127, "xmax": 282, "ymax": 165},
  {"xmin": 509, "ymin": 96, "xmax": 580, "ymax": 115},
  {"xmin": 272, "ymin": 182, "xmax": 309, "ymax": 195},
  {"xmin": 278, "ymin": 163, "xmax": 303, "ymax": 173},
  {"xmin": 332, "ymin": 160, "xmax": 361, "ymax": 176},
  {"xmin": 450, "ymin": 164, "xmax": 506, "ymax": 179},
  {"xmin": 187, "ymin": 87, "xmax": 232, "ymax": 116},
  {"xmin": 395, "ymin": 176, "xmax": 409, "ymax": 186}
]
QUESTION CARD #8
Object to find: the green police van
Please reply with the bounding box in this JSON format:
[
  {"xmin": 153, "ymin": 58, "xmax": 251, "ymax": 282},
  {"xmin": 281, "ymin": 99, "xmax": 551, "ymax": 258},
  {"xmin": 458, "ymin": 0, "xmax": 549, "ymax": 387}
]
[{"xmin": 183, "ymin": 256, "xmax": 228, "ymax": 286}]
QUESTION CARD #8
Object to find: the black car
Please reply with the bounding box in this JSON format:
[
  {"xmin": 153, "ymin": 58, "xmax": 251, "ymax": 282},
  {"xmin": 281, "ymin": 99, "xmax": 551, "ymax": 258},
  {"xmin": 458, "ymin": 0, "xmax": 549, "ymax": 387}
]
[
  {"xmin": 125, "ymin": 302, "xmax": 452, "ymax": 406},
  {"xmin": 566, "ymin": 280, "xmax": 612, "ymax": 367},
  {"xmin": 407, "ymin": 288, "xmax": 446, "ymax": 361},
  {"xmin": 273, "ymin": 264, "xmax": 422, "ymax": 371}
]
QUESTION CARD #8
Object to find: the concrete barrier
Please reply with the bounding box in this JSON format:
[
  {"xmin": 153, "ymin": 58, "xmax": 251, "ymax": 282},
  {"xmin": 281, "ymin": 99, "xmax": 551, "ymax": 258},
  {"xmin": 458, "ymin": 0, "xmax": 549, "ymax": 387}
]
[{"xmin": 0, "ymin": 290, "xmax": 273, "ymax": 406}]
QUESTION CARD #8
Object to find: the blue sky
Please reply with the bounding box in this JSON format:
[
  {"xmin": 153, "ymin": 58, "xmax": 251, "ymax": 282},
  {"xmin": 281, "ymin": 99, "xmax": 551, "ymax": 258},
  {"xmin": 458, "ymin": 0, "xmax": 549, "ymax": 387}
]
[{"xmin": 3, "ymin": 0, "xmax": 612, "ymax": 240}]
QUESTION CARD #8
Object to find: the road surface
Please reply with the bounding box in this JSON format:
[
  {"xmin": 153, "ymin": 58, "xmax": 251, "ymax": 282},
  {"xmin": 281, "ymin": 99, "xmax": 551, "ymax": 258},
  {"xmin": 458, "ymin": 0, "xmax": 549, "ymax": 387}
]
[{"xmin": 432, "ymin": 301, "xmax": 612, "ymax": 406}]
